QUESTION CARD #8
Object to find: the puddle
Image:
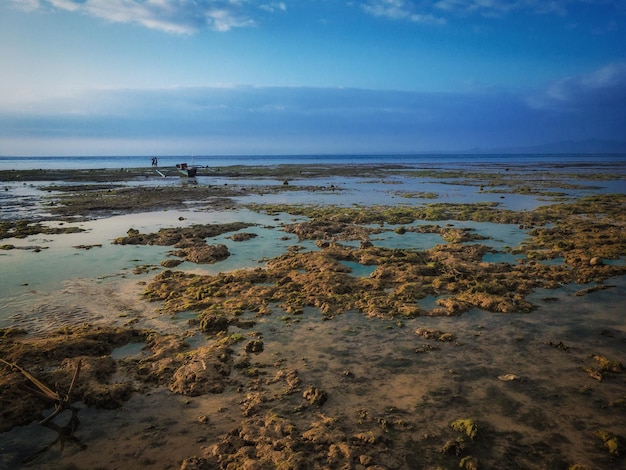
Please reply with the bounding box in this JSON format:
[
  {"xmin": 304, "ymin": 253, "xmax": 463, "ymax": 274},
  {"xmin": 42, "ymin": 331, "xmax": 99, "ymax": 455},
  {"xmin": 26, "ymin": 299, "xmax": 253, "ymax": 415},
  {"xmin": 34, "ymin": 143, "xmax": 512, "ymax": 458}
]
[
  {"xmin": 111, "ymin": 342, "xmax": 148, "ymax": 360},
  {"xmin": 482, "ymin": 252, "xmax": 520, "ymax": 264},
  {"xmin": 537, "ymin": 257, "xmax": 565, "ymax": 265},
  {"xmin": 339, "ymin": 260, "xmax": 377, "ymax": 277},
  {"xmin": 418, "ymin": 294, "xmax": 441, "ymax": 310}
]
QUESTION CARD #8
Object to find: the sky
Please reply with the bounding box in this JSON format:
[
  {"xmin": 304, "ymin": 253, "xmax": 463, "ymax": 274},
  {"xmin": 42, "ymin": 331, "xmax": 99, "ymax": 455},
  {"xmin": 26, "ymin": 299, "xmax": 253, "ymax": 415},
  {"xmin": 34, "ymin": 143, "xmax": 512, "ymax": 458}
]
[{"xmin": 0, "ymin": 0, "xmax": 625, "ymax": 156}]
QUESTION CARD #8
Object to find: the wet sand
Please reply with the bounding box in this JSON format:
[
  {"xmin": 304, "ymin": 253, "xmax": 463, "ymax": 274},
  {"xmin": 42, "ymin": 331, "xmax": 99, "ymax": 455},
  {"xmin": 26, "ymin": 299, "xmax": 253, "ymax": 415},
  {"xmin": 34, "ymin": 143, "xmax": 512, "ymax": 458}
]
[{"xmin": 1, "ymin": 161, "xmax": 625, "ymax": 469}]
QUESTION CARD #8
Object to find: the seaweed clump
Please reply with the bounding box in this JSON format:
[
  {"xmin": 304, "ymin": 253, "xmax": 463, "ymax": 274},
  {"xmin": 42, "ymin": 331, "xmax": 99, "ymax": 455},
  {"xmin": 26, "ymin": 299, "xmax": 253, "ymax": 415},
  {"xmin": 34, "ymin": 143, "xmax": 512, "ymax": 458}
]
[
  {"xmin": 594, "ymin": 430, "xmax": 623, "ymax": 456},
  {"xmin": 451, "ymin": 419, "xmax": 480, "ymax": 440},
  {"xmin": 584, "ymin": 354, "xmax": 624, "ymax": 381}
]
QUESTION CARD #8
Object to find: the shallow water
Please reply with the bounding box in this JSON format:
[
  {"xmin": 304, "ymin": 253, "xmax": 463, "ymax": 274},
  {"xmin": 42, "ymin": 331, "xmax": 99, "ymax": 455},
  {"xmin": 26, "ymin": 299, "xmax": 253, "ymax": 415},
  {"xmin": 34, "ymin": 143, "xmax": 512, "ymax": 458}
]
[{"xmin": 1, "ymin": 160, "xmax": 625, "ymax": 469}]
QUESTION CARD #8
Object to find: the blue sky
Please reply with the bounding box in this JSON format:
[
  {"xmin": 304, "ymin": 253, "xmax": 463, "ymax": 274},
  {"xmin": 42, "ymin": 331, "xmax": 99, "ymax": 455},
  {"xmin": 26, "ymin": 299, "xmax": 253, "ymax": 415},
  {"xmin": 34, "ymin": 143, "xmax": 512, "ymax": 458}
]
[{"xmin": 1, "ymin": 0, "xmax": 625, "ymax": 156}]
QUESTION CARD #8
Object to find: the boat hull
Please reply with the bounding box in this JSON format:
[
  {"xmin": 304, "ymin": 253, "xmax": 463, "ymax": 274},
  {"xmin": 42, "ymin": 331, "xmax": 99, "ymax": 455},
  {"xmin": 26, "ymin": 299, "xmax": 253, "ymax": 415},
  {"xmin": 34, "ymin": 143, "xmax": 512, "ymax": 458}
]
[{"xmin": 176, "ymin": 163, "xmax": 197, "ymax": 177}]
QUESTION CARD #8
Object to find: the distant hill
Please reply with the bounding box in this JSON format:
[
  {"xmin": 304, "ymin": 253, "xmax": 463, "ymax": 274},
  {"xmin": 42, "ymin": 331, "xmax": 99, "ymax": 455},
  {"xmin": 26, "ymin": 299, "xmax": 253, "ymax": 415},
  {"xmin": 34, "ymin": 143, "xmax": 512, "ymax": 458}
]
[{"xmin": 468, "ymin": 139, "xmax": 626, "ymax": 154}]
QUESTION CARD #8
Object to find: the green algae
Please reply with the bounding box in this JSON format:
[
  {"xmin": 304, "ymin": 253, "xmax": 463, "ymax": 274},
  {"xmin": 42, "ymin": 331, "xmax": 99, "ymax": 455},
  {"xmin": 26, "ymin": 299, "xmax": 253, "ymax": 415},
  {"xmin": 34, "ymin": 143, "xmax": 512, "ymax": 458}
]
[
  {"xmin": 451, "ymin": 419, "xmax": 480, "ymax": 440},
  {"xmin": 593, "ymin": 355, "xmax": 624, "ymax": 374},
  {"xmin": 395, "ymin": 191, "xmax": 439, "ymax": 199},
  {"xmin": 248, "ymin": 201, "xmax": 538, "ymax": 226},
  {"xmin": 594, "ymin": 430, "xmax": 623, "ymax": 456},
  {"xmin": 459, "ymin": 455, "xmax": 480, "ymax": 470},
  {"xmin": 0, "ymin": 219, "xmax": 84, "ymax": 240}
]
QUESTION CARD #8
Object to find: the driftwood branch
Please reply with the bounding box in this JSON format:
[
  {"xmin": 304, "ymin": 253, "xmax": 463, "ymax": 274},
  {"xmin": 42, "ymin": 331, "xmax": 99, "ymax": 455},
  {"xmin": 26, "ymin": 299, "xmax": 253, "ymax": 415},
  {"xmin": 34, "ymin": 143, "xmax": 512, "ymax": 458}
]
[
  {"xmin": 0, "ymin": 357, "xmax": 82, "ymax": 424},
  {"xmin": 0, "ymin": 358, "xmax": 59, "ymax": 401}
]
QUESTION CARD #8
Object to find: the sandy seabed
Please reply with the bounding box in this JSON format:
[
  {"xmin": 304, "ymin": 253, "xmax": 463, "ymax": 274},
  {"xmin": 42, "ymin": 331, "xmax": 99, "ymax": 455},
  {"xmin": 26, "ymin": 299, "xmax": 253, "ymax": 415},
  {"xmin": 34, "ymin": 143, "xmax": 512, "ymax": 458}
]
[{"xmin": 1, "ymin": 161, "xmax": 625, "ymax": 469}]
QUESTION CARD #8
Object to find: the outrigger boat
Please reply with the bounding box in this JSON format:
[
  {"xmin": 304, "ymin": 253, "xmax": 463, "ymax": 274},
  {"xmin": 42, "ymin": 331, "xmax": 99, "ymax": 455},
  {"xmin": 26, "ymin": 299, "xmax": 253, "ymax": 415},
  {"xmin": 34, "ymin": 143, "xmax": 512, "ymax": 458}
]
[
  {"xmin": 175, "ymin": 162, "xmax": 197, "ymax": 177},
  {"xmin": 155, "ymin": 162, "xmax": 198, "ymax": 178}
]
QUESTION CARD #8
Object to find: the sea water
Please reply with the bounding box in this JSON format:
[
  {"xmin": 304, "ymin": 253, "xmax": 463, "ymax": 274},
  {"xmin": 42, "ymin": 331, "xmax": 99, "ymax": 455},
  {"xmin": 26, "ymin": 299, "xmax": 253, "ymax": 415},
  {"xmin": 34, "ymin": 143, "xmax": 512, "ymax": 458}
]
[{"xmin": 2, "ymin": 153, "xmax": 626, "ymax": 170}]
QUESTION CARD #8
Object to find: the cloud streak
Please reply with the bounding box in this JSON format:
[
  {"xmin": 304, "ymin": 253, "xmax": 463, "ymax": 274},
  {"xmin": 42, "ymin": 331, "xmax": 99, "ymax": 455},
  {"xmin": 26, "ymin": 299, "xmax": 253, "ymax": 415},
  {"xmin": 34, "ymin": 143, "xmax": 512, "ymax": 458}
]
[
  {"xmin": 10, "ymin": 0, "xmax": 286, "ymax": 33},
  {"xmin": 363, "ymin": 0, "xmax": 618, "ymax": 21},
  {"xmin": 12, "ymin": 0, "xmax": 619, "ymax": 35},
  {"xmin": 529, "ymin": 62, "xmax": 626, "ymax": 110},
  {"xmin": 362, "ymin": 0, "xmax": 445, "ymax": 24},
  {"xmin": 433, "ymin": 0, "xmax": 565, "ymax": 16}
]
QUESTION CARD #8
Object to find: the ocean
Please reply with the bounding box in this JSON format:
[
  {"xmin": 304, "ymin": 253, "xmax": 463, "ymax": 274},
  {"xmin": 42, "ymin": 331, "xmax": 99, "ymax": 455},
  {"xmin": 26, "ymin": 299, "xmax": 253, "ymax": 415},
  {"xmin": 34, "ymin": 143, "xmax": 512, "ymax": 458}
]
[{"xmin": 2, "ymin": 153, "xmax": 626, "ymax": 170}]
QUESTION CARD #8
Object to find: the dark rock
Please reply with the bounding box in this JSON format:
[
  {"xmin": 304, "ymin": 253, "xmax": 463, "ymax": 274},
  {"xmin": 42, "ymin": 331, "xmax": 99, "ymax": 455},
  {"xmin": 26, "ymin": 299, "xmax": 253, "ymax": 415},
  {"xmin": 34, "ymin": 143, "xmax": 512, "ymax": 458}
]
[{"xmin": 245, "ymin": 340, "xmax": 264, "ymax": 354}]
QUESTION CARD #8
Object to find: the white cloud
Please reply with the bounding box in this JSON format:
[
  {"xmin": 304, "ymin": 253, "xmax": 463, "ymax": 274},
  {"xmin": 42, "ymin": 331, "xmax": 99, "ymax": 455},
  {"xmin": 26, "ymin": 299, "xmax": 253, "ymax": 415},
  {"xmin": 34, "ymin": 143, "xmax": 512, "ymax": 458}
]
[
  {"xmin": 260, "ymin": 2, "xmax": 286, "ymax": 13},
  {"xmin": 363, "ymin": 0, "xmax": 608, "ymax": 22},
  {"xmin": 581, "ymin": 62, "xmax": 626, "ymax": 89},
  {"xmin": 9, "ymin": 0, "xmax": 285, "ymax": 33},
  {"xmin": 528, "ymin": 62, "xmax": 626, "ymax": 113},
  {"xmin": 434, "ymin": 0, "xmax": 567, "ymax": 16},
  {"xmin": 10, "ymin": 0, "xmax": 42, "ymax": 11},
  {"xmin": 362, "ymin": 0, "xmax": 445, "ymax": 24}
]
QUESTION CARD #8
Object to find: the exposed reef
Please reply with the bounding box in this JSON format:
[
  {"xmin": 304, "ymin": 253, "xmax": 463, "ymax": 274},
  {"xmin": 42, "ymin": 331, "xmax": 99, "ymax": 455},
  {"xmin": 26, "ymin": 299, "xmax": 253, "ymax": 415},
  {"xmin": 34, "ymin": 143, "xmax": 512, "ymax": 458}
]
[
  {"xmin": 112, "ymin": 222, "xmax": 253, "ymax": 264},
  {"xmin": 143, "ymin": 194, "xmax": 626, "ymax": 320},
  {"xmin": 1, "ymin": 220, "xmax": 84, "ymax": 240}
]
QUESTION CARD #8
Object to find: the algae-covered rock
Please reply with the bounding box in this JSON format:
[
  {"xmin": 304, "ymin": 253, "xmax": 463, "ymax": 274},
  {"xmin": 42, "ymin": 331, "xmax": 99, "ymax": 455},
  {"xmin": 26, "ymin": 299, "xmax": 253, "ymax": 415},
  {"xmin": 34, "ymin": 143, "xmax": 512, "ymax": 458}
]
[
  {"xmin": 180, "ymin": 457, "xmax": 212, "ymax": 470},
  {"xmin": 245, "ymin": 339, "xmax": 264, "ymax": 353},
  {"xmin": 181, "ymin": 244, "xmax": 229, "ymax": 263},
  {"xmin": 114, "ymin": 223, "xmax": 253, "ymax": 246},
  {"xmin": 114, "ymin": 224, "xmax": 252, "ymax": 264},
  {"xmin": 498, "ymin": 374, "xmax": 520, "ymax": 382},
  {"xmin": 460, "ymin": 455, "xmax": 480, "ymax": 470},
  {"xmin": 303, "ymin": 385, "xmax": 328, "ymax": 406},
  {"xmin": 594, "ymin": 430, "xmax": 623, "ymax": 456},
  {"xmin": 451, "ymin": 419, "xmax": 479, "ymax": 440},
  {"xmin": 200, "ymin": 314, "xmax": 231, "ymax": 333},
  {"xmin": 583, "ymin": 367, "xmax": 603, "ymax": 381},
  {"xmin": 584, "ymin": 354, "xmax": 623, "ymax": 381},
  {"xmin": 228, "ymin": 232, "xmax": 257, "ymax": 241},
  {"xmin": 593, "ymin": 354, "xmax": 623, "ymax": 373},
  {"xmin": 302, "ymin": 416, "xmax": 344, "ymax": 444},
  {"xmin": 169, "ymin": 345, "xmax": 232, "ymax": 396},
  {"xmin": 441, "ymin": 437, "xmax": 467, "ymax": 456},
  {"xmin": 269, "ymin": 368, "xmax": 302, "ymax": 393},
  {"xmin": 607, "ymin": 396, "xmax": 626, "ymax": 409},
  {"xmin": 161, "ymin": 258, "xmax": 184, "ymax": 268},
  {"xmin": 415, "ymin": 327, "xmax": 456, "ymax": 342}
]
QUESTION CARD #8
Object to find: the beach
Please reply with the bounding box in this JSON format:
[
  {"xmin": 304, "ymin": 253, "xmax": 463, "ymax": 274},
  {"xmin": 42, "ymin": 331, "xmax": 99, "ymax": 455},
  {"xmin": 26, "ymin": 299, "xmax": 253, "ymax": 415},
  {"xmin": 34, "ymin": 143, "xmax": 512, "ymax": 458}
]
[{"xmin": 1, "ymin": 157, "xmax": 625, "ymax": 469}]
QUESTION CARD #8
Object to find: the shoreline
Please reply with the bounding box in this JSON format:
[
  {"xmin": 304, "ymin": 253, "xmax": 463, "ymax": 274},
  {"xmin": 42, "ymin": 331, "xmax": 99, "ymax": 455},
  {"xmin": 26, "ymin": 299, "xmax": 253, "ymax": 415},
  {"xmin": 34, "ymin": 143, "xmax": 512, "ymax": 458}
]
[{"xmin": 1, "ymin": 161, "xmax": 625, "ymax": 469}]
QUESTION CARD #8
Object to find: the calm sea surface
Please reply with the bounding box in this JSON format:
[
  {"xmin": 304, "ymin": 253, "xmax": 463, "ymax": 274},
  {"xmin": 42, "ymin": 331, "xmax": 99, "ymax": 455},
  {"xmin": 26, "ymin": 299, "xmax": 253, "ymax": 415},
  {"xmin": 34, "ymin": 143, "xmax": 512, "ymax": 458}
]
[{"xmin": 1, "ymin": 153, "xmax": 626, "ymax": 170}]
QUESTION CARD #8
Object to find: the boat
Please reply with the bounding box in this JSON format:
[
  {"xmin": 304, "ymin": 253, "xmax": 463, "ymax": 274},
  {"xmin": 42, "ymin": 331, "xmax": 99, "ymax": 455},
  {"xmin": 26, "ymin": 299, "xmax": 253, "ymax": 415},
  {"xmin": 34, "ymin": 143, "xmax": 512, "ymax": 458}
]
[{"xmin": 175, "ymin": 163, "xmax": 197, "ymax": 177}]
